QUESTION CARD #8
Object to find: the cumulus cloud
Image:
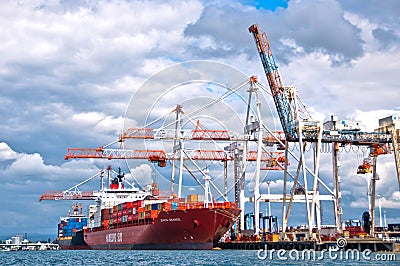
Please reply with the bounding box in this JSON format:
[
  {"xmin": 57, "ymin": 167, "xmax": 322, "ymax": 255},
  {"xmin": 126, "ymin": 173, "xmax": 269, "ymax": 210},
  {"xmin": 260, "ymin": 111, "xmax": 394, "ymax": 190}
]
[
  {"xmin": 379, "ymin": 191, "xmax": 400, "ymax": 208},
  {"xmin": 0, "ymin": 142, "xmax": 17, "ymax": 161},
  {"xmin": 0, "ymin": 141, "xmax": 106, "ymax": 234},
  {"xmin": 0, "ymin": 142, "xmax": 100, "ymax": 183},
  {"xmin": 128, "ymin": 163, "xmax": 153, "ymax": 187}
]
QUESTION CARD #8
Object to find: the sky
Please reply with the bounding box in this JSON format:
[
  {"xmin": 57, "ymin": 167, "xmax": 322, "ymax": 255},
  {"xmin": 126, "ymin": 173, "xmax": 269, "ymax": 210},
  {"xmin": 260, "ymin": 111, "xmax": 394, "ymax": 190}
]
[{"xmin": 0, "ymin": 0, "xmax": 400, "ymax": 238}]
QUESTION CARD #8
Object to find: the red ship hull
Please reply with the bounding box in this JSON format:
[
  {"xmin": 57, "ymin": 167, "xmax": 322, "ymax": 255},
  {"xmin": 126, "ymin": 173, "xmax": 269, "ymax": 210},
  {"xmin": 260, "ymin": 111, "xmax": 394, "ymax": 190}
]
[{"xmin": 84, "ymin": 207, "xmax": 240, "ymax": 250}]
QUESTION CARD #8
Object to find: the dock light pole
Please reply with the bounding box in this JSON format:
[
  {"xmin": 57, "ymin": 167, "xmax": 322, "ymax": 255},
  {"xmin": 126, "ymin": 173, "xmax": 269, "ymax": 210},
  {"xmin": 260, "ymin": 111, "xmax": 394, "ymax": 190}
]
[
  {"xmin": 384, "ymin": 210, "xmax": 387, "ymax": 228},
  {"xmin": 267, "ymin": 180, "xmax": 271, "ymax": 217},
  {"xmin": 378, "ymin": 195, "xmax": 382, "ymax": 228}
]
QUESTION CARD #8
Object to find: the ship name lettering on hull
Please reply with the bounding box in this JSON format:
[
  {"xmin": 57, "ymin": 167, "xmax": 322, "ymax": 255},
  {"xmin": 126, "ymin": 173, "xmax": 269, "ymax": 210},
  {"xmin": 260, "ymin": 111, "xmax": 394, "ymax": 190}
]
[
  {"xmin": 106, "ymin": 232, "xmax": 123, "ymax": 243},
  {"xmin": 160, "ymin": 218, "xmax": 182, "ymax": 222}
]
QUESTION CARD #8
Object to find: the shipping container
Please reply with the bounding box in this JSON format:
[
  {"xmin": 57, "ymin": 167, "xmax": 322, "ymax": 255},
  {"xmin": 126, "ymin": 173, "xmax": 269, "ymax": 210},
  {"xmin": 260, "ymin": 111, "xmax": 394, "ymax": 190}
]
[
  {"xmin": 388, "ymin": 224, "xmax": 400, "ymax": 231},
  {"xmin": 102, "ymin": 219, "xmax": 109, "ymax": 227},
  {"xmin": 161, "ymin": 202, "xmax": 172, "ymax": 211},
  {"xmin": 197, "ymin": 194, "xmax": 204, "ymax": 202},
  {"xmin": 224, "ymin": 202, "xmax": 232, "ymax": 208},
  {"xmin": 187, "ymin": 194, "xmax": 198, "ymax": 203},
  {"xmin": 145, "ymin": 210, "xmax": 158, "ymax": 219}
]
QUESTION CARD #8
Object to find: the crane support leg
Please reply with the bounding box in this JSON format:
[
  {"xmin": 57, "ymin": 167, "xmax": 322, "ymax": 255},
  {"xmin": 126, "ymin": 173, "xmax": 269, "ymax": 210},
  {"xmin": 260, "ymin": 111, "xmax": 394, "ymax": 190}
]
[
  {"xmin": 370, "ymin": 156, "xmax": 378, "ymax": 236},
  {"xmin": 332, "ymin": 142, "xmax": 343, "ymax": 234},
  {"xmin": 390, "ymin": 126, "xmax": 400, "ymax": 191}
]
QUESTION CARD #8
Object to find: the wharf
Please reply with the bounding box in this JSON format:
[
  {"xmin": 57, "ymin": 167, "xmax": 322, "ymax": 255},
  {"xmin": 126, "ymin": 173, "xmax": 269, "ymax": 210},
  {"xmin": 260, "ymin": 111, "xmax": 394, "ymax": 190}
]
[
  {"xmin": 217, "ymin": 238, "xmax": 400, "ymax": 252},
  {"xmin": 0, "ymin": 243, "xmax": 59, "ymax": 251}
]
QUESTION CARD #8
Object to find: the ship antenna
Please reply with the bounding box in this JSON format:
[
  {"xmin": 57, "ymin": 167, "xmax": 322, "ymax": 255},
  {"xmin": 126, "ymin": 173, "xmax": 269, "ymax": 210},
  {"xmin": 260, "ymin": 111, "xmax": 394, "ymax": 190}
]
[{"xmin": 117, "ymin": 167, "xmax": 125, "ymax": 189}]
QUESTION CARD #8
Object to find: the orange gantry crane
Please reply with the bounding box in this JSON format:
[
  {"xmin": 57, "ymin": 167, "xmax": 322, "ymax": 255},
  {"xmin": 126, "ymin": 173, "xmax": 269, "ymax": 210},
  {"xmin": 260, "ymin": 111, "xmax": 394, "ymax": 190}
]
[
  {"xmin": 39, "ymin": 167, "xmax": 134, "ymax": 202},
  {"xmin": 64, "ymin": 147, "xmax": 287, "ymax": 170},
  {"xmin": 119, "ymin": 120, "xmax": 231, "ymax": 142},
  {"xmin": 66, "ymin": 116, "xmax": 288, "ymax": 170},
  {"xmin": 39, "ymin": 190, "xmax": 95, "ymax": 201},
  {"xmin": 39, "ymin": 168, "xmax": 114, "ymax": 201}
]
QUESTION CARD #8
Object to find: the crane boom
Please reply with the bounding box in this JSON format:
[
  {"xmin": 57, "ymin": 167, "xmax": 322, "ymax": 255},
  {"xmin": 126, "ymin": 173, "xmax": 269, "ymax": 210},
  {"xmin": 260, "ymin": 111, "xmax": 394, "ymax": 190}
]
[
  {"xmin": 249, "ymin": 24, "xmax": 298, "ymax": 140},
  {"xmin": 120, "ymin": 126, "xmax": 231, "ymax": 142},
  {"xmin": 65, "ymin": 148, "xmax": 167, "ymax": 161},
  {"xmin": 39, "ymin": 191, "xmax": 95, "ymax": 201},
  {"xmin": 65, "ymin": 147, "xmax": 285, "ymax": 163}
]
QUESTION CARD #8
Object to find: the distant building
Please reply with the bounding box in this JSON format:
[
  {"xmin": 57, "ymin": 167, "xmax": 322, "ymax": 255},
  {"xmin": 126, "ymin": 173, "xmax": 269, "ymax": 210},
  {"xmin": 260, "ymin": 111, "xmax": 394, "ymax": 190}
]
[
  {"xmin": 375, "ymin": 114, "xmax": 400, "ymax": 134},
  {"xmin": 11, "ymin": 235, "xmax": 23, "ymax": 245},
  {"xmin": 378, "ymin": 114, "xmax": 400, "ymax": 128},
  {"xmin": 323, "ymin": 115, "xmax": 361, "ymax": 131}
]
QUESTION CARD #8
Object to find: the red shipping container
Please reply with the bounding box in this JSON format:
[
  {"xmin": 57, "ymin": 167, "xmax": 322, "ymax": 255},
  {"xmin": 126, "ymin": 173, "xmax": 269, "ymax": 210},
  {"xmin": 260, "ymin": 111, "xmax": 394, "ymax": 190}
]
[
  {"xmin": 126, "ymin": 202, "xmax": 134, "ymax": 209},
  {"xmin": 224, "ymin": 202, "xmax": 231, "ymax": 208},
  {"xmin": 162, "ymin": 202, "xmax": 172, "ymax": 211},
  {"xmin": 117, "ymin": 217, "xmax": 122, "ymax": 223},
  {"xmin": 145, "ymin": 210, "xmax": 158, "ymax": 219},
  {"xmin": 102, "ymin": 220, "xmax": 109, "ymax": 227}
]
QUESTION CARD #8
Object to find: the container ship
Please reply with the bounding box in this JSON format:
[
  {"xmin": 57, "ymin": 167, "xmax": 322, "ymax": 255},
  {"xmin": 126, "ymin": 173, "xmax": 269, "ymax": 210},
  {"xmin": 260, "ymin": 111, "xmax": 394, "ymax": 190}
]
[
  {"xmin": 84, "ymin": 171, "xmax": 240, "ymax": 250},
  {"xmin": 56, "ymin": 203, "xmax": 89, "ymax": 250}
]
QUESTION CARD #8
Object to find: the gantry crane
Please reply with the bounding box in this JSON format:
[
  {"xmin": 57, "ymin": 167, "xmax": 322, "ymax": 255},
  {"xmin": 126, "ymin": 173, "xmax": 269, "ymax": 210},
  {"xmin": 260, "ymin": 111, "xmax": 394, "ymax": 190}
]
[
  {"xmin": 249, "ymin": 24, "xmax": 393, "ymax": 238},
  {"xmin": 39, "ymin": 167, "xmax": 128, "ymax": 201},
  {"xmin": 65, "ymin": 109, "xmax": 288, "ymax": 203}
]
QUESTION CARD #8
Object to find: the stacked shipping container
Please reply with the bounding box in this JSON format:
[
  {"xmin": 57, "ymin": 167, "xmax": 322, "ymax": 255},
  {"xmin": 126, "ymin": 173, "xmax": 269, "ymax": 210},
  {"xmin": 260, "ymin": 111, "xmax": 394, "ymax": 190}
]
[{"xmin": 58, "ymin": 217, "xmax": 88, "ymax": 237}]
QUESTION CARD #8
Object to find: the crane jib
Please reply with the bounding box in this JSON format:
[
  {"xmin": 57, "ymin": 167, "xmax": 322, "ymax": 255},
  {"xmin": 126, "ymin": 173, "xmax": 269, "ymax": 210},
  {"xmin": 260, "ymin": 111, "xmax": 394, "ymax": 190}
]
[{"xmin": 249, "ymin": 24, "xmax": 298, "ymax": 141}]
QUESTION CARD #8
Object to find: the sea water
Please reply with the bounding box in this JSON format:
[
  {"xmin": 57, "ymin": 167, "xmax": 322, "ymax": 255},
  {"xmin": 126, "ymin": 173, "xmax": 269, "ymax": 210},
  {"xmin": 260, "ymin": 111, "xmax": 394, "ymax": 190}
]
[{"xmin": 0, "ymin": 250, "xmax": 398, "ymax": 265}]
